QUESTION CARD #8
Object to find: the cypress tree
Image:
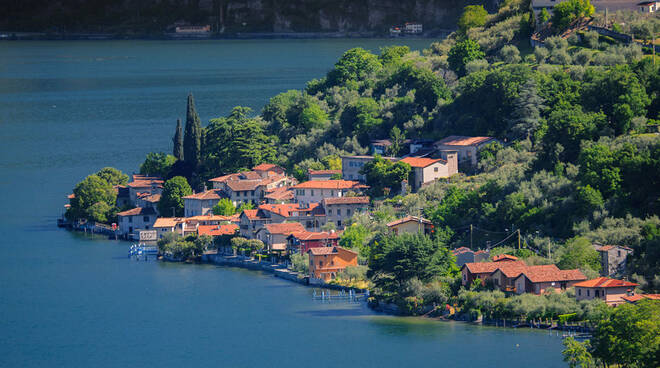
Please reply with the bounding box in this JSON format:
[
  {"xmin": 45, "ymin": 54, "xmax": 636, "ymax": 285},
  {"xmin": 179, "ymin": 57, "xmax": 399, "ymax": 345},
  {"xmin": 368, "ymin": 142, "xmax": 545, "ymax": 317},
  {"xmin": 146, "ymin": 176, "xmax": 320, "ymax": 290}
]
[
  {"xmin": 183, "ymin": 93, "xmax": 202, "ymax": 169},
  {"xmin": 173, "ymin": 119, "xmax": 184, "ymax": 161}
]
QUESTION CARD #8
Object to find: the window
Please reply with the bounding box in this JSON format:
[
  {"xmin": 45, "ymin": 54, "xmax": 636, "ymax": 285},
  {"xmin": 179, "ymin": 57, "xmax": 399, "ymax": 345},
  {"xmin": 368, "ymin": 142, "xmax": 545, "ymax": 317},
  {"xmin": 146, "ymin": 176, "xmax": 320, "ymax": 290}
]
[
  {"xmin": 617, "ymin": 250, "xmax": 621, "ymax": 257},
  {"xmin": 310, "ymin": 190, "xmax": 314, "ymax": 196},
  {"xmin": 251, "ymin": 190, "xmax": 255, "ymax": 196},
  {"xmin": 129, "ymin": 217, "xmax": 133, "ymax": 223},
  {"xmin": 347, "ymin": 209, "xmax": 351, "ymax": 216},
  {"xmin": 328, "ymin": 209, "xmax": 332, "ymax": 215},
  {"xmin": 434, "ymin": 167, "xmax": 438, "ymax": 172},
  {"xmin": 145, "ymin": 225, "xmax": 149, "ymax": 229},
  {"xmin": 337, "ymin": 220, "xmax": 341, "ymax": 227},
  {"xmin": 143, "ymin": 216, "xmax": 150, "ymax": 222},
  {"xmin": 319, "ymin": 261, "xmax": 323, "ymax": 267},
  {"xmin": 337, "ymin": 209, "xmax": 341, "ymax": 216},
  {"xmin": 587, "ymin": 290, "xmax": 590, "ymax": 296},
  {"xmin": 578, "ymin": 289, "xmax": 582, "ymax": 296}
]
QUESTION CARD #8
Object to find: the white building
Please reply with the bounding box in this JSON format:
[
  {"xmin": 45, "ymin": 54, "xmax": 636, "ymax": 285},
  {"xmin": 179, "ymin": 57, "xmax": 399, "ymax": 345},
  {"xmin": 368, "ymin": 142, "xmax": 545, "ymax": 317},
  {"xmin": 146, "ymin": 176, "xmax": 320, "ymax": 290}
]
[
  {"xmin": 292, "ymin": 180, "xmax": 367, "ymax": 206},
  {"xmin": 182, "ymin": 189, "xmax": 223, "ymax": 217},
  {"xmin": 434, "ymin": 136, "xmax": 497, "ymax": 168},
  {"xmin": 117, "ymin": 207, "xmax": 157, "ymax": 239}
]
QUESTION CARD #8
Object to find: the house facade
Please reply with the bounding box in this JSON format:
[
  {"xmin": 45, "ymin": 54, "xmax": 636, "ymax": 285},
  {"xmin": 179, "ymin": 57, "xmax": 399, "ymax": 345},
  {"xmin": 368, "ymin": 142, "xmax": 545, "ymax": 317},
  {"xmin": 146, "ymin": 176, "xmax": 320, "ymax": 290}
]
[
  {"xmin": 341, "ymin": 156, "xmax": 397, "ymax": 182},
  {"xmin": 322, "ymin": 196, "xmax": 369, "ymax": 229},
  {"xmin": 433, "ymin": 136, "xmax": 497, "ymax": 168},
  {"xmin": 574, "ymin": 277, "xmax": 639, "ymax": 306},
  {"xmin": 308, "ymin": 170, "xmax": 341, "ymax": 181},
  {"xmin": 452, "ymin": 247, "xmax": 490, "ymax": 268},
  {"xmin": 287, "ymin": 231, "xmax": 340, "ymax": 254},
  {"xmin": 183, "ymin": 189, "xmax": 223, "ymax": 217},
  {"xmin": 292, "ymin": 180, "xmax": 367, "ymax": 206},
  {"xmin": 127, "ymin": 176, "xmax": 164, "ymax": 205},
  {"xmin": 387, "ymin": 216, "xmax": 433, "ymax": 235},
  {"xmin": 399, "ymin": 156, "xmax": 457, "ymax": 191},
  {"xmin": 255, "ymin": 222, "xmax": 306, "ymax": 253},
  {"xmin": 513, "ymin": 267, "xmax": 587, "ymax": 294},
  {"xmin": 594, "ymin": 244, "xmax": 633, "ymax": 277},
  {"xmin": 308, "ymin": 246, "xmax": 358, "ymax": 282},
  {"xmin": 117, "ymin": 207, "xmax": 157, "ymax": 239}
]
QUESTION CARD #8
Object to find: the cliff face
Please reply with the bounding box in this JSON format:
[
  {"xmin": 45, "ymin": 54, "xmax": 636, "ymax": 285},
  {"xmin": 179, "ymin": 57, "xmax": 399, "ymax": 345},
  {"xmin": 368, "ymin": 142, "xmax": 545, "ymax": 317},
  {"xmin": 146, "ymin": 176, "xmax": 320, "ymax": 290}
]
[{"xmin": 2, "ymin": 0, "xmax": 498, "ymax": 34}]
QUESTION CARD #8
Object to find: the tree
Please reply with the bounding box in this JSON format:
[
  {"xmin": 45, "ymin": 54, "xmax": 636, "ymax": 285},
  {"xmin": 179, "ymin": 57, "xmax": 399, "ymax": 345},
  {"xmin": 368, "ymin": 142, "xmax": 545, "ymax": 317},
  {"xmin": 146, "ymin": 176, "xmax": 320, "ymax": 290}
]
[
  {"xmin": 157, "ymin": 176, "xmax": 192, "ymax": 217},
  {"xmin": 290, "ymin": 252, "xmax": 309, "ymax": 274},
  {"xmin": 387, "ymin": 126, "xmax": 406, "ymax": 156},
  {"xmin": 368, "ymin": 233, "xmax": 458, "ymax": 294},
  {"xmin": 183, "ymin": 93, "xmax": 202, "ymax": 170},
  {"xmin": 95, "ymin": 167, "xmax": 128, "ymax": 186},
  {"xmin": 299, "ymin": 102, "xmax": 329, "ymax": 129},
  {"xmin": 360, "ymin": 155, "xmax": 411, "ymax": 197},
  {"xmin": 458, "ymin": 5, "xmax": 488, "ymax": 33},
  {"xmin": 212, "ymin": 198, "xmax": 236, "ymax": 216},
  {"xmin": 339, "ymin": 223, "xmax": 369, "ymax": 256},
  {"xmin": 551, "ymin": 0, "xmax": 595, "ymax": 32},
  {"xmin": 448, "ymin": 38, "xmax": 486, "ymax": 77},
  {"xmin": 506, "ymin": 78, "xmax": 544, "ymax": 140},
  {"xmin": 340, "ymin": 97, "xmax": 383, "ymax": 144},
  {"xmin": 499, "ymin": 45, "xmax": 521, "ymax": 64},
  {"xmin": 379, "ymin": 45, "xmax": 410, "ymax": 66},
  {"xmin": 538, "ymin": 8, "xmax": 550, "ymax": 24},
  {"xmin": 562, "ymin": 338, "xmax": 594, "ymax": 368},
  {"xmin": 66, "ymin": 174, "xmax": 117, "ymax": 222},
  {"xmin": 139, "ymin": 152, "xmax": 176, "ymax": 178},
  {"xmin": 236, "ymin": 201, "xmax": 255, "ymax": 213},
  {"xmin": 591, "ymin": 299, "xmax": 660, "ymax": 368},
  {"xmin": 327, "ymin": 48, "xmax": 382, "ymax": 87},
  {"xmin": 173, "ymin": 118, "xmax": 184, "ymax": 161},
  {"xmin": 557, "ymin": 237, "xmax": 601, "ymax": 272}
]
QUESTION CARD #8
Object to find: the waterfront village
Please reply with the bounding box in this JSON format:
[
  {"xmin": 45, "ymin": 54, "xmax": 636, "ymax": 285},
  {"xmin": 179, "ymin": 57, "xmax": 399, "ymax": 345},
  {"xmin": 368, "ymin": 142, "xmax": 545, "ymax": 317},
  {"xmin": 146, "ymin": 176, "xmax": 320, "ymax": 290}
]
[{"xmin": 61, "ymin": 126, "xmax": 658, "ymax": 315}]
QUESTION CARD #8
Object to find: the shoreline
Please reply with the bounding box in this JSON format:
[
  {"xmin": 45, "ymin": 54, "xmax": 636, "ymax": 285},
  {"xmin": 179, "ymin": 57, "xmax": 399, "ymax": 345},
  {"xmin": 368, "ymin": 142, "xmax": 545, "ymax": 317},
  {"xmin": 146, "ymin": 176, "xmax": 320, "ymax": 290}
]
[{"xmin": 0, "ymin": 31, "xmax": 451, "ymax": 42}]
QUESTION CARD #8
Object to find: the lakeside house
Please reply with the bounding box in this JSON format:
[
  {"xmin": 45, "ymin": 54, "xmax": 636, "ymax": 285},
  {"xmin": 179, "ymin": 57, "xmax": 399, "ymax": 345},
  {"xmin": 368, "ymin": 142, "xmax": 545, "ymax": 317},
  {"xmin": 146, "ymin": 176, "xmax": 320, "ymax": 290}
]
[
  {"xmin": 452, "ymin": 247, "xmax": 490, "ymax": 268},
  {"xmin": 183, "ymin": 189, "xmax": 223, "ymax": 217},
  {"xmin": 135, "ymin": 193, "xmax": 161, "ymax": 215},
  {"xmin": 387, "ymin": 215, "xmax": 433, "ymax": 235},
  {"xmin": 308, "ymin": 246, "xmax": 358, "ymax": 283},
  {"xmin": 574, "ymin": 277, "xmax": 639, "ymax": 306},
  {"xmin": 322, "ymin": 196, "xmax": 369, "ymax": 229},
  {"xmin": 208, "ymin": 164, "xmax": 294, "ymax": 207},
  {"xmin": 593, "ymin": 244, "xmax": 633, "ymax": 277},
  {"xmin": 255, "ymin": 222, "xmax": 306, "ymax": 253},
  {"xmin": 238, "ymin": 203, "xmax": 325, "ymax": 238},
  {"xmin": 308, "ymin": 169, "xmax": 341, "ymax": 181},
  {"xmin": 461, "ymin": 257, "xmax": 586, "ymax": 294},
  {"xmin": 287, "ymin": 230, "xmax": 340, "ymax": 254},
  {"xmin": 126, "ymin": 175, "xmax": 164, "ymax": 205},
  {"xmin": 116, "ymin": 206, "xmax": 157, "ymax": 239},
  {"xmin": 153, "ymin": 217, "xmax": 186, "ymax": 238},
  {"xmin": 292, "ymin": 180, "xmax": 367, "ymax": 206},
  {"xmin": 433, "ymin": 136, "xmax": 497, "ymax": 168},
  {"xmin": 197, "ymin": 224, "xmax": 239, "ymax": 237}
]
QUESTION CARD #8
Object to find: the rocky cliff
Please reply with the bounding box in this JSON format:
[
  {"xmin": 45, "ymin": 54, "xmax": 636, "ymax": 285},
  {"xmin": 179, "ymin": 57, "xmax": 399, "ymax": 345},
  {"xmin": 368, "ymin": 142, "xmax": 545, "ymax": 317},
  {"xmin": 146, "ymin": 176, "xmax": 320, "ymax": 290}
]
[{"xmin": 2, "ymin": 0, "xmax": 498, "ymax": 34}]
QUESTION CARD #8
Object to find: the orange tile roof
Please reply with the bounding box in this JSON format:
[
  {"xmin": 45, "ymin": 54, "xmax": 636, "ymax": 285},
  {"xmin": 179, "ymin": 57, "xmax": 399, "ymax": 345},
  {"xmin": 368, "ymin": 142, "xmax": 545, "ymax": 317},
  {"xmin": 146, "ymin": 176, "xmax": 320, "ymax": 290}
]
[
  {"xmin": 241, "ymin": 209, "xmax": 262, "ymax": 221},
  {"xmin": 493, "ymin": 254, "xmax": 519, "ymax": 262},
  {"xmin": 622, "ymin": 294, "xmax": 660, "ymax": 303},
  {"xmin": 139, "ymin": 193, "xmax": 161, "ymax": 202},
  {"xmin": 435, "ymin": 135, "xmax": 494, "ymax": 147},
  {"xmin": 399, "ymin": 157, "xmax": 444, "ymax": 168},
  {"xmin": 67, "ymin": 193, "xmax": 75, "ymax": 199},
  {"xmin": 184, "ymin": 214, "xmax": 232, "ymax": 222},
  {"xmin": 197, "ymin": 224, "xmax": 238, "ymax": 236},
  {"xmin": 573, "ymin": 277, "xmax": 639, "ymax": 288},
  {"xmin": 292, "ymin": 180, "xmax": 366, "ymax": 190},
  {"xmin": 226, "ymin": 180, "xmax": 262, "ymax": 191},
  {"xmin": 153, "ymin": 217, "xmax": 184, "ymax": 228},
  {"xmin": 264, "ymin": 186, "xmax": 294, "ymax": 201},
  {"xmin": 453, "ymin": 247, "xmax": 472, "ymax": 255},
  {"xmin": 258, "ymin": 203, "xmax": 322, "ymax": 217},
  {"xmin": 323, "ymin": 196, "xmax": 370, "ymax": 205},
  {"xmin": 463, "ymin": 260, "xmax": 527, "ymax": 274},
  {"xmin": 253, "ymin": 163, "xmax": 281, "ymax": 172},
  {"xmin": 309, "ymin": 169, "xmax": 341, "ymax": 175},
  {"xmin": 308, "ymin": 246, "xmax": 357, "ymax": 256},
  {"xmin": 263, "ymin": 222, "xmax": 306, "ymax": 235},
  {"xmin": 387, "ymin": 215, "xmax": 432, "ymax": 227},
  {"xmin": 182, "ymin": 189, "xmax": 223, "ymax": 200},
  {"xmin": 117, "ymin": 207, "xmax": 156, "ymax": 216},
  {"xmin": 127, "ymin": 179, "xmax": 164, "ymax": 188},
  {"xmin": 516, "ymin": 265, "xmax": 586, "ymax": 283},
  {"xmin": 289, "ymin": 230, "xmax": 341, "ymax": 241},
  {"xmin": 492, "ymin": 262, "xmax": 530, "ymax": 278}
]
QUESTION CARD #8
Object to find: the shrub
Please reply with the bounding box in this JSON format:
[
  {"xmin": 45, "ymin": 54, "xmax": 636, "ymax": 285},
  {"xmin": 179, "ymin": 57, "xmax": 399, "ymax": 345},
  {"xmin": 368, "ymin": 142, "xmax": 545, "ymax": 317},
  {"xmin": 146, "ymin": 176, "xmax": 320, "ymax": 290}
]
[{"xmin": 499, "ymin": 44, "xmax": 521, "ymax": 63}]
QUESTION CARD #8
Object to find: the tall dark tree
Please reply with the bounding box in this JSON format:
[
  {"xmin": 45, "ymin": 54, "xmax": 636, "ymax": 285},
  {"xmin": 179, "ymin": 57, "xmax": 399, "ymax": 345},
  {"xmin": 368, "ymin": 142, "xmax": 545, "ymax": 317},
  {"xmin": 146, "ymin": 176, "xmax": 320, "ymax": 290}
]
[
  {"xmin": 506, "ymin": 78, "xmax": 544, "ymax": 140},
  {"xmin": 183, "ymin": 93, "xmax": 202, "ymax": 170},
  {"xmin": 173, "ymin": 118, "xmax": 184, "ymax": 161}
]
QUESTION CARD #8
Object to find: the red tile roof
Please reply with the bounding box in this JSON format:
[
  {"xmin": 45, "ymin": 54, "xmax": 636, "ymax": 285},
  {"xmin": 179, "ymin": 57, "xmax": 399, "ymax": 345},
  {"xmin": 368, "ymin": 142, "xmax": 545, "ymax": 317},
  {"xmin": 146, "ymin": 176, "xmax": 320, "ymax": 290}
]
[
  {"xmin": 198, "ymin": 224, "xmax": 238, "ymax": 236},
  {"xmin": 387, "ymin": 215, "xmax": 432, "ymax": 227},
  {"xmin": 492, "ymin": 262, "xmax": 530, "ymax": 278},
  {"xmin": 127, "ymin": 179, "xmax": 164, "ymax": 188},
  {"xmin": 117, "ymin": 207, "xmax": 156, "ymax": 216},
  {"xmin": 226, "ymin": 180, "xmax": 262, "ymax": 191},
  {"xmin": 241, "ymin": 209, "xmax": 262, "ymax": 221},
  {"xmin": 309, "ymin": 169, "xmax": 342, "ymax": 175},
  {"xmin": 289, "ymin": 230, "xmax": 340, "ymax": 241},
  {"xmin": 435, "ymin": 135, "xmax": 495, "ymax": 147},
  {"xmin": 399, "ymin": 157, "xmax": 444, "ymax": 168},
  {"xmin": 463, "ymin": 260, "xmax": 527, "ymax": 274},
  {"xmin": 153, "ymin": 217, "xmax": 184, "ymax": 228},
  {"xmin": 573, "ymin": 277, "xmax": 639, "ymax": 288},
  {"xmin": 308, "ymin": 246, "xmax": 357, "ymax": 256},
  {"xmin": 253, "ymin": 163, "xmax": 280, "ymax": 171},
  {"xmin": 292, "ymin": 180, "xmax": 366, "ymax": 190},
  {"xmin": 264, "ymin": 186, "xmax": 294, "ymax": 201},
  {"xmin": 263, "ymin": 222, "xmax": 306, "ymax": 235},
  {"xmin": 622, "ymin": 294, "xmax": 660, "ymax": 303},
  {"xmin": 323, "ymin": 196, "xmax": 370, "ymax": 205},
  {"xmin": 182, "ymin": 189, "xmax": 223, "ymax": 200},
  {"xmin": 258, "ymin": 203, "xmax": 322, "ymax": 217},
  {"xmin": 493, "ymin": 254, "xmax": 519, "ymax": 262},
  {"xmin": 139, "ymin": 193, "xmax": 161, "ymax": 202},
  {"xmin": 453, "ymin": 247, "xmax": 473, "ymax": 255},
  {"xmin": 516, "ymin": 265, "xmax": 586, "ymax": 283}
]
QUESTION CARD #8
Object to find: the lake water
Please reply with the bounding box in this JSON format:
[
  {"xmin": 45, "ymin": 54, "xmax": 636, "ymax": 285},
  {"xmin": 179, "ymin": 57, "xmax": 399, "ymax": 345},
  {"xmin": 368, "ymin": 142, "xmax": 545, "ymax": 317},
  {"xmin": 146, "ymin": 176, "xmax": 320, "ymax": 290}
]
[{"xmin": 0, "ymin": 39, "xmax": 565, "ymax": 367}]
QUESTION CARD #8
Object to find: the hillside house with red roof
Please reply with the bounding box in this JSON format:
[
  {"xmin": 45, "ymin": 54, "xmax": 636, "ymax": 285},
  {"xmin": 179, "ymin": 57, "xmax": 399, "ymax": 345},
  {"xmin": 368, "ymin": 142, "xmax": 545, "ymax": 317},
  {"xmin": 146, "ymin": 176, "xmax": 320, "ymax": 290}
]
[
  {"xmin": 387, "ymin": 216, "xmax": 434, "ymax": 235},
  {"xmin": 238, "ymin": 203, "xmax": 326, "ymax": 238},
  {"xmin": 182, "ymin": 189, "xmax": 224, "ymax": 217},
  {"xmin": 594, "ymin": 244, "xmax": 633, "ymax": 277},
  {"xmin": 126, "ymin": 177, "xmax": 164, "ymax": 205},
  {"xmin": 287, "ymin": 230, "xmax": 340, "ymax": 254},
  {"xmin": 208, "ymin": 164, "xmax": 294, "ymax": 206},
  {"xmin": 308, "ymin": 169, "xmax": 342, "ymax": 181},
  {"xmin": 574, "ymin": 277, "xmax": 639, "ymax": 306},
  {"xmin": 513, "ymin": 266, "xmax": 586, "ymax": 294},
  {"xmin": 622, "ymin": 293, "xmax": 660, "ymax": 304},
  {"xmin": 308, "ymin": 246, "xmax": 358, "ymax": 282},
  {"xmin": 399, "ymin": 155, "xmax": 458, "ymax": 191},
  {"xmin": 452, "ymin": 247, "xmax": 490, "ymax": 267},
  {"xmin": 434, "ymin": 135, "xmax": 497, "ymax": 167},
  {"xmin": 291, "ymin": 180, "xmax": 367, "ymax": 206}
]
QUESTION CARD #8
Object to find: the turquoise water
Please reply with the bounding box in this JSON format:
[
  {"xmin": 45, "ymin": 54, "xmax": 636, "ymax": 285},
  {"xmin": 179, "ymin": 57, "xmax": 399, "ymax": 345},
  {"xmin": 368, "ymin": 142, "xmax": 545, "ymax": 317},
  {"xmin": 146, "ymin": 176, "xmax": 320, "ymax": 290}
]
[{"xmin": 0, "ymin": 39, "xmax": 565, "ymax": 367}]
